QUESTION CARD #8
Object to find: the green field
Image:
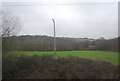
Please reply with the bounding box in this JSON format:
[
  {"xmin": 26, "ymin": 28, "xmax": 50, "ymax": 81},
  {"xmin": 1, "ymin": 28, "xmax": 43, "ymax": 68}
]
[{"xmin": 9, "ymin": 51, "xmax": 118, "ymax": 65}]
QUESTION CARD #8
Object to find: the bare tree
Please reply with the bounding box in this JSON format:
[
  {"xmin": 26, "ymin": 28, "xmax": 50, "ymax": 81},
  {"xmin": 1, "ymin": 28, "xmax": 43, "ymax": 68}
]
[{"xmin": 0, "ymin": 10, "xmax": 22, "ymax": 37}]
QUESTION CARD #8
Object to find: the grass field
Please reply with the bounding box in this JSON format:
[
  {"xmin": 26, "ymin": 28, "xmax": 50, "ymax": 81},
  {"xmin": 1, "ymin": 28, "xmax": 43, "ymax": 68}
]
[{"xmin": 9, "ymin": 51, "xmax": 118, "ymax": 65}]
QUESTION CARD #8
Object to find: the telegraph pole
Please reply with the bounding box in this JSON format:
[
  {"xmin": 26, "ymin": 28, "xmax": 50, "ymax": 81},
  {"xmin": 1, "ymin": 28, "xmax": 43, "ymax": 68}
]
[{"xmin": 52, "ymin": 19, "xmax": 56, "ymax": 54}]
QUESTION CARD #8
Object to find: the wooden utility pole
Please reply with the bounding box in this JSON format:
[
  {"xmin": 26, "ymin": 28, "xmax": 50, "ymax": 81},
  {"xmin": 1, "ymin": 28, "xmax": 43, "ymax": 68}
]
[{"xmin": 52, "ymin": 19, "xmax": 56, "ymax": 54}]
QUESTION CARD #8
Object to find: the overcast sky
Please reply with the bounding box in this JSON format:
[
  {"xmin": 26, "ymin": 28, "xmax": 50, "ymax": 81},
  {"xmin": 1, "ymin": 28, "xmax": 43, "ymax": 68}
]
[{"xmin": 1, "ymin": 1, "xmax": 118, "ymax": 39}]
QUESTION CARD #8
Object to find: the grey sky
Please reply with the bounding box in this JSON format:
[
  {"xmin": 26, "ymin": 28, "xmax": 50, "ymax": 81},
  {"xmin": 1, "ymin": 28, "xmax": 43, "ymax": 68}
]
[{"xmin": 1, "ymin": 2, "xmax": 118, "ymax": 39}]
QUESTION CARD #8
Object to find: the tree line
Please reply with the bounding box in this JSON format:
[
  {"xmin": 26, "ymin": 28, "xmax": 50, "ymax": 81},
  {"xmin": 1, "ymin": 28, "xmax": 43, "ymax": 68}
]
[{"xmin": 2, "ymin": 35, "xmax": 118, "ymax": 52}]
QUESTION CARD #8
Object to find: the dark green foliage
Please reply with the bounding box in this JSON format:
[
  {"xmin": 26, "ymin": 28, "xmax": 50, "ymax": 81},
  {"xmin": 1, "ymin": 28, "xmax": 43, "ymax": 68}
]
[{"xmin": 3, "ymin": 54, "xmax": 119, "ymax": 79}]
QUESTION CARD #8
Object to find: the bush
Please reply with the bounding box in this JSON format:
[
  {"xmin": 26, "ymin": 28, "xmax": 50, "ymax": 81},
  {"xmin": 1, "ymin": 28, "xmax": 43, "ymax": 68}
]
[{"xmin": 3, "ymin": 54, "xmax": 119, "ymax": 79}]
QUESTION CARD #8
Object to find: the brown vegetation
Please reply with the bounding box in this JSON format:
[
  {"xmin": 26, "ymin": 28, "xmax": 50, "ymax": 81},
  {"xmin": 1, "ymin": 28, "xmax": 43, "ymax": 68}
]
[{"xmin": 2, "ymin": 36, "xmax": 118, "ymax": 52}]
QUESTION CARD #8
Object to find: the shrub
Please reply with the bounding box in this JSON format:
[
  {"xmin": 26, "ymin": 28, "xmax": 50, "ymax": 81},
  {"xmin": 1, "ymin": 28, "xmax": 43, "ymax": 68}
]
[{"xmin": 3, "ymin": 55, "xmax": 119, "ymax": 79}]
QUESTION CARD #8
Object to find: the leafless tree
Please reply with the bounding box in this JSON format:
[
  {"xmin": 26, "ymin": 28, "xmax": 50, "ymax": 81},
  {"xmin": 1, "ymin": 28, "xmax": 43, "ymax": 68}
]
[{"xmin": 0, "ymin": 10, "xmax": 22, "ymax": 37}]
